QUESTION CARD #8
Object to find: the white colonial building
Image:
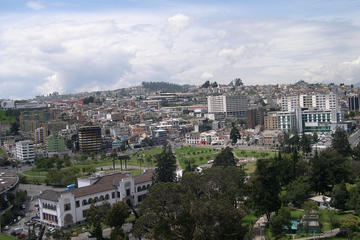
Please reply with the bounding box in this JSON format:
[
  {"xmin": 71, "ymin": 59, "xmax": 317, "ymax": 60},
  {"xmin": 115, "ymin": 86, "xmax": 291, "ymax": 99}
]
[{"xmin": 38, "ymin": 170, "xmax": 154, "ymax": 228}]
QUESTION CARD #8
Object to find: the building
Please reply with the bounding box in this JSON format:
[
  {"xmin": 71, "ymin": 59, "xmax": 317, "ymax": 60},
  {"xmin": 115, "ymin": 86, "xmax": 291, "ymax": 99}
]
[
  {"xmin": 151, "ymin": 129, "xmax": 168, "ymax": 145},
  {"xmin": 348, "ymin": 94, "xmax": 360, "ymax": 111},
  {"xmin": 38, "ymin": 170, "xmax": 154, "ymax": 228},
  {"xmin": 281, "ymin": 93, "xmax": 338, "ymax": 112},
  {"xmin": 34, "ymin": 127, "xmax": 48, "ymax": 145},
  {"xmin": 276, "ymin": 108, "xmax": 344, "ymax": 133},
  {"xmin": 207, "ymin": 95, "xmax": 248, "ymax": 120},
  {"xmin": 247, "ymin": 108, "xmax": 264, "ymax": 129},
  {"xmin": 264, "ymin": 113, "xmax": 278, "ymax": 130},
  {"xmin": 16, "ymin": 140, "xmax": 35, "ymax": 162},
  {"xmin": 19, "ymin": 108, "xmax": 60, "ymax": 132},
  {"xmin": 46, "ymin": 133, "xmax": 67, "ymax": 156},
  {"xmin": 78, "ymin": 126, "xmax": 102, "ymax": 153}
]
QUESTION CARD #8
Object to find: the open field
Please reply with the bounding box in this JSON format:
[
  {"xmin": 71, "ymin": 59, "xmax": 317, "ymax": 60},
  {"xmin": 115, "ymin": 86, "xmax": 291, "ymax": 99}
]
[
  {"xmin": 233, "ymin": 149, "xmax": 276, "ymax": 159},
  {"xmin": 175, "ymin": 146, "xmax": 220, "ymax": 169}
]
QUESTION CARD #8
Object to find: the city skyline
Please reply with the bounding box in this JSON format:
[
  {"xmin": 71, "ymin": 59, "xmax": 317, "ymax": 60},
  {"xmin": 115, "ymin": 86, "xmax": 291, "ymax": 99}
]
[{"xmin": 1, "ymin": 0, "xmax": 360, "ymax": 99}]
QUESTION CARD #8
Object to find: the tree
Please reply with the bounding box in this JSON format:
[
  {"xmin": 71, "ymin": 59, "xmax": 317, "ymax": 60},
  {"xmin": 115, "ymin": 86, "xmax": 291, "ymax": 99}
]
[
  {"xmin": 213, "ymin": 147, "xmax": 236, "ymax": 167},
  {"xmin": 300, "ymin": 134, "xmax": 312, "ymax": 153},
  {"xmin": 154, "ymin": 144, "xmax": 177, "ymax": 182},
  {"xmin": 285, "ymin": 176, "xmax": 311, "ymax": 208},
  {"xmin": 310, "ymin": 149, "xmax": 350, "ymax": 193},
  {"xmin": 111, "ymin": 150, "xmax": 117, "ymax": 171},
  {"xmin": 85, "ymin": 203, "xmax": 111, "ymax": 240},
  {"xmin": 211, "ymin": 81, "xmax": 218, "ymax": 88},
  {"xmin": 230, "ymin": 124, "xmax": 240, "ymax": 145},
  {"xmin": 56, "ymin": 158, "xmax": 64, "ymax": 170},
  {"xmin": 352, "ymin": 143, "xmax": 360, "ymax": 161},
  {"xmin": 145, "ymin": 155, "xmax": 153, "ymax": 168},
  {"xmin": 269, "ymin": 206, "xmax": 292, "ymax": 238},
  {"xmin": 331, "ymin": 128, "xmax": 351, "ymax": 157},
  {"xmin": 339, "ymin": 216, "xmax": 359, "ymax": 239},
  {"xmin": 107, "ymin": 202, "xmax": 130, "ymax": 236},
  {"xmin": 10, "ymin": 122, "xmax": 19, "ymax": 135},
  {"xmin": 313, "ymin": 132, "xmax": 319, "ymax": 144},
  {"xmin": 331, "ymin": 181, "xmax": 349, "ymax": 210},
  {"xmin": 249, "ymin": 157, "xmax": 281, "ymax": 220},
  {"xmin": 133, "ymin": 167, "xmax": 248, "ymax": 240},
  {"xmin": 201, "ymin": 80, "xmax": 210, "ymax": 88}
]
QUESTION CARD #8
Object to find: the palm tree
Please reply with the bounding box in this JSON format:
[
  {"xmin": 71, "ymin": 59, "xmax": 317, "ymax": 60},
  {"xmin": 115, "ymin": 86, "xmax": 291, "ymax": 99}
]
[
  {"xmin": 137, "ymin": 157, "xmax": 144, "ymax": 170},
  {"xmin": 118, "ymin": 156, "xmax": 123, "ymax": 171},
  {"xmin": 110, "ymin": 150, "xmax": 117, "ymax": 171},
  {"xmin": 145, "ymin": 155, "xmax": 153, "ymax": 168}
]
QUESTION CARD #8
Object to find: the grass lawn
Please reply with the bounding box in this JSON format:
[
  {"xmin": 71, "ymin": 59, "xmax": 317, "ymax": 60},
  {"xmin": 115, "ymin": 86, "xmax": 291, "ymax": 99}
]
[
  {"xmin": 23, "ymin": 169, "xmax": 47, "ymax": 176},
  {"xmin": 319, "ymin": 210, "xmax": 360, "ymax": 232},
  {"xmin": 241, "ymin": 210, "xmax": 257, "ymax": 227},
  {"xmin": 0, "ymin": 234, "xmax": 16, "ymax": 240},
  {"xmin": 129, "ymin": 147, "xmax": 162, "ymax": 167},
  {"xmin": 175, "ymin": 146, "xmax": 220, "ymax": 169},
  {"xmin": 290, "ymin": 209, "xmax": 305, "ymax": 219},
  {"xmin": 241, "ymin": 161, "xmax": 257, "ymax": 174},
  {"xmin": 233, "ymin": 149, "xmax": 276, "ymax": 159},
  {"xmin": 0, "ymin": 110, "xmax": 16, "ymax": 124}
]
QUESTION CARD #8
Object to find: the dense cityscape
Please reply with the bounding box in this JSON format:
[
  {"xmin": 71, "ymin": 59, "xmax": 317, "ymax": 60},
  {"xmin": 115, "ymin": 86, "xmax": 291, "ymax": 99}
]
[
  {"xmin": 0, "ymin": 79, "xmax": 360, "ymax": 239},
  {"xmin": 1, "ymin": 0, "xmax": 360, "ymax": 239}
]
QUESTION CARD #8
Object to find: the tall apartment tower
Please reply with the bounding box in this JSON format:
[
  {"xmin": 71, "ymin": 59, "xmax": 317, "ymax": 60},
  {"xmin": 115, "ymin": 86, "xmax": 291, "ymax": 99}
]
[
  {"xmin": 16, "ymin": 140, "xmax": 35, "ymax": 162},
  {"xmin": 78, "ymin": 126, "xmax": 102, "ymax": 153},
  {"xmin": 207, "ymin": 94, "xmax": 248, "ymax": 119},
  {"xmin": 348, "ymin": 95, "xmax": 360, "ymax": 111}
]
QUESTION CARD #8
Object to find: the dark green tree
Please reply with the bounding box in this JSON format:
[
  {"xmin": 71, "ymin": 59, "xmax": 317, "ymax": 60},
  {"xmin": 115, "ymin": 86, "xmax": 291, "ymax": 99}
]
[
  {"xmin": 312, "ymin": 132, "xmax": 319, "ymax": 144},
  {"xmin": 300, "ymin": 134, "xmax": 312, "ymax": 153},
  {"xmin": 213, "ymin": 147, "xmax": 236, "ymax": 167},
  {"xmin": 331, "ymin": 181, "xmax": 349, "ymax": 210},
  {"xmin": 352, "ymin": 143, "xmax": 360, "ymax": 161},
  {"xmin": 154, "ymin": 144, "xmax": 177, "ymax": 182},
  {"xmin": 10, "ymin": 122, "xmax": 19, "ymax": 135},
  {"xmin": 285, "ymin": 176, "xmax": 311, "ymax": 208},
  {"xmin": 201, "ymin": 80, "xmax": 210, "ymax": 88},
  {"xmin": 107, "ymin": 202, "xmax": 130, "ymax": 237},
  {"xmin": 331, "ymin": 127, "xmax": 351, "ymax": 157},
  {"xmin": 230, "ymin": 124, "xmax": 241, "ymax": 145},
  {"xmin": 269, "ymin": 206, "xmax": 292, "ymax": 238},
  {"xmin": 133, "ymin": 167, "xmax": 248, "ymax": 240},
  {"xmin": 249, "ymin": 158, "xmax": 281, "ymax": 220}
]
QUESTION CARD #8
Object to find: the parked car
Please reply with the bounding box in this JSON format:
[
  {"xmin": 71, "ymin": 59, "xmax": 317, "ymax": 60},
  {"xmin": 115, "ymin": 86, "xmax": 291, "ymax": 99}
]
[{"xmin": 48, "ymin": 227, "xmax": 56, "ymax": 233}]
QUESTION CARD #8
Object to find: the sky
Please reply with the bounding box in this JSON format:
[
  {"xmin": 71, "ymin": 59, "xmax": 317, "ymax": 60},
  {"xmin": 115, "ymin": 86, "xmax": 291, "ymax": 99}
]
[{"xmin": 1, "ymin": 0, "xmax": 360, "ymax": 99}]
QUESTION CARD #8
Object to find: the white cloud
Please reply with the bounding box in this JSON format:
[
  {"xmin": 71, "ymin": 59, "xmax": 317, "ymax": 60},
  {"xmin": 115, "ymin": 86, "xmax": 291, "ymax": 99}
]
[
  {"xmin": 201, "ymin": 72, "xmax": 214, "ymax": 80},
  {"xmin": 26, "ymin": 1, "xmax": 45, "ymax": 10},
  {"xmin": 0, "ymin": 11, "xmax": 360, "ymax": 98}
]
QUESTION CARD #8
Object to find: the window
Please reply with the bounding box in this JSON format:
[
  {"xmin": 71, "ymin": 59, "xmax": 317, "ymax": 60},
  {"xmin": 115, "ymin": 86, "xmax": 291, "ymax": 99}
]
[
  {"xmin": 82, "ymin": 199, "xmax": 87, "ymax": 206},
  {"xmin": 94, "ymin": 197, "xmax": 99, "ymax": 202},
  {"xmin": 137, "ymin": 186, "xmax": 141, "ymax": 192},
  {"xmin": 112, "ymin": 192, "xmax": 115, "ymax": 199},
  {"xmin": 89, "ymin": 198, "xmax": 93, "ymax": 204},
  {"xmin": 105, "ymin": 194, "xmax": 110, "ymax": 200},
  {"xmin": 64, "ymin": 203, "xmax": 71, "ymax": 211},
  {"xmin": 117, "ymin": 191, "xmax": 120, "ymax": 198},
  {"xmin": 100, "ymin": 195, "xmax": 104, "ymax": 201},
  {"xmin": 76, "ymin": 201, "xmax": 80, "ymax": 208},
  {"xmin": 126, "ymin": 189, "xmax": 130, "ymax": 196}
]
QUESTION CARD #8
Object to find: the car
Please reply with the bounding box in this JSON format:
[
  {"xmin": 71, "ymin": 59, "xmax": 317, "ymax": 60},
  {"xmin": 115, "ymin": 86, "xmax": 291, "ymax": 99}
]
[
  {"xmin": 17, "ymin": 233, "xmax": 26, "ymax": 239},
  {"xmin": 48, "ymin": 227, "xmax": 56, "ymax": 233},
  {"xmin": 4, "ymin": 225, "xmax": 9, "ymax": 230},
  {"xmin": 207, "ymin": 160, "xmax": 214, "ymax": 164}
]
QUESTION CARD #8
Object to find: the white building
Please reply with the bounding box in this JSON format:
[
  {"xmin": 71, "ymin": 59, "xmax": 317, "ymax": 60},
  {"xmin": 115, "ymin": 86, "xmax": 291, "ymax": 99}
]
[
  {"xmin": 207, "ymin": 95, "xmax": 248, "ymax": 119},
  {"xmin": 38, "ymin": 170, "xmax": 154, "ymax": 228},
  {"xmin": 16, "ymin": 140, "xmax": 35, "ymax": 162},
  {"xmin": 281, "ymin": 93, "xmax": 338, "ymax": 112}
]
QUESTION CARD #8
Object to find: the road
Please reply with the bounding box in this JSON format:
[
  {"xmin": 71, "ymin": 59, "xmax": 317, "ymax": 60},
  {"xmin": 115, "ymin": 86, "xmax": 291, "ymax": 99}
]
[{"xmin": 349, "ymin": 128, "xmax": 360, "ymax": 148}]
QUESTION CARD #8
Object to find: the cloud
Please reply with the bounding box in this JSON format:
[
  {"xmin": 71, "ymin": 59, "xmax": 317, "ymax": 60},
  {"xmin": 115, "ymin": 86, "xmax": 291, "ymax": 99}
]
[
  {"xmin": 0, "ymin": 11, "xmax": 360, "ymax": 98},
  {"xmin": 26, "ymin": 1, "xmax": 45, "ymax": 10}
]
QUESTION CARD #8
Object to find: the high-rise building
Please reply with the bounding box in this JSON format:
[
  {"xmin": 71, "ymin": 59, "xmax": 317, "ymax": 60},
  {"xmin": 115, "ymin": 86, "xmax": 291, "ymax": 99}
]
[
  {"xmin": 46, "ymin": 133, "xmax": 67, "ymax": 155},
  {"xmin": 78, "ymin": 126, "xmax": 102, "ymax": 153},
  {"xmin": 34, "ymin": 127, "xmax": 48, "ymax": 145},
  {"xmin": 264, "ymin": 113, "xmax": 278, "ymax": 130},
  {"xmin": 16, "ymin": 140, "xmax": 35, "ymax": 162},
  {"xmin": 247, "ymin": 108, "xmax": 264, "ymax": 129},
  {"xmin": 207, "ymin": 95, "xmax": 248, "ymax": 119},
  {"xmin": 348, "ymin": 95, "xmax": 360, "ymax": 111},
  {"xmin": 281, "ymin": 93, "xmax": 338, "ymax": 112}
]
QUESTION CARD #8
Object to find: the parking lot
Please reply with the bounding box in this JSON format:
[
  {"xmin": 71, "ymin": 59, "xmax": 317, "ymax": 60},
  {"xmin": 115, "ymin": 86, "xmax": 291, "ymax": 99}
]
[{"xmin": 2, "ymin": 184, "xmax": 65, "ymax": 238}]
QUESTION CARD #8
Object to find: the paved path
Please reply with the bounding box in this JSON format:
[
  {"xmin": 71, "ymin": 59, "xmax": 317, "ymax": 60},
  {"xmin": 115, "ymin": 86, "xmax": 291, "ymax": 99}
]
[
  {"xmin": 253, "ymin": 215, "xmax": 267, "ymax": 240},
  {"xmin": 296, "ymin": 228, "xmax": 340, "ymax": 240}
]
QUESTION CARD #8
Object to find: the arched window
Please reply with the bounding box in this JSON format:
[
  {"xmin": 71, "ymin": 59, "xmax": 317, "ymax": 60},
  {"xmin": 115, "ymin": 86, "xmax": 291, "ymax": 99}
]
[
  {"xmin": 100, "ymin": 195, "xmax": 104, "ymax": 201},
  {"xmin": 142, "ymin": 186, "xmax": 146, "ymax": 191},
  {"xmin": 94, "ymin": 197, "xmax": 99, "ymax": 202},
  {"xmin": 105, "ymin": 194, "xmax": 110, "ymax": 200},
  {"xmin": 82, "ymin": 200, "xmax": 87, "ymax": 206},
  {"xmin": 137, "ymin": 186, "xmax": 141, "ymax": 192},
  {"xmin": 88, "ymin": 198, "xmax": 93, "ymax": 204},
  {"xmin": 147, "ymin": 184, "xmax": 150, "ymax": 189}
]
